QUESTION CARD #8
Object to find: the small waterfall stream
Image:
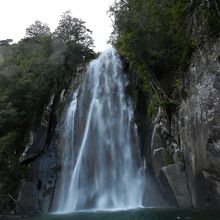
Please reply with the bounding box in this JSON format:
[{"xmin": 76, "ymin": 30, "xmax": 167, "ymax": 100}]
[{"xmin": 55, "ymin": 48, "xmax": 145, "ymax": 213}]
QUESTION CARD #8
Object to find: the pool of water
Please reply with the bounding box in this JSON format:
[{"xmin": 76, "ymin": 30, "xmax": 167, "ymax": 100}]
[{"xmin": 21, "ymin": 208, "xmax": 220, "ymax": 220}]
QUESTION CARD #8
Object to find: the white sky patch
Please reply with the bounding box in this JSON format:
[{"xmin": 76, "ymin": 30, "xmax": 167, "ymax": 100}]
[{"xmin": 0, "ymin": 0, "xmax": 115, "ymax": 52}]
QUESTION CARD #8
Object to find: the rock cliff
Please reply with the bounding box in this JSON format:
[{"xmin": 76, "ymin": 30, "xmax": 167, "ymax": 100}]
[
  {"xmin": 179, "ymin": 39, "xmax": 220, "ymax": 209},
  {"xmin": 15, "ymin": 67, "xmax": 84, "ymax": 215},
  {"xmin": 138, "ymin": 38, "xmax": 220, "ymax": 210},
  {"xmin": 15, "ymin": 38, "xmax": 220, "ymax": 213}
]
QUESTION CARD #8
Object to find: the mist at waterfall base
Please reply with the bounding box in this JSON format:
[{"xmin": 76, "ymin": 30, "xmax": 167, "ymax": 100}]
[{"xmin": 22, "ymin": 209, "xmax": 220, "ymax": 220}]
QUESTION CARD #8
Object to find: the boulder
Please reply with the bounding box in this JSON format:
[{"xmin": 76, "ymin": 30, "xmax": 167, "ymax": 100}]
[{"xmin": 161, "ymin": 163, "xmax": 192, "ymax": 208}]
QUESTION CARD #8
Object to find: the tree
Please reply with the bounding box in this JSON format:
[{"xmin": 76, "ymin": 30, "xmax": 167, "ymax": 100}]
[
  {"xmin": 0, "ymin": 39, "xmax": 13, "ymax": 46},
  {"xmin": 25, "ymin": 20, "xmax": 51, "ymax": 38},
  {"xmin": 0, "ymin": 12, "xmax": 95, "ymax": 213},
  {"xmin": 54, "ymin": 10, "xmax": 94, "ymax": 48}
]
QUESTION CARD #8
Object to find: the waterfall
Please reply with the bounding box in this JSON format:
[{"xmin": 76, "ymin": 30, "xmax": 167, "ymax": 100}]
[{"xmin": 55, "ymin": 48, "xmax": 145, "ymax": 213}]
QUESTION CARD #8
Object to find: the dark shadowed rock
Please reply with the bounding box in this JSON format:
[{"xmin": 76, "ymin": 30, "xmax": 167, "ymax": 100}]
[
  {"xmin": 161, "ymin": 163, "xmax": 192, "ymax": 208},
  {"xmin": 16, "ymin": 66, "xmax": 85, "ymax": 215},
  {"xmin": 152, "ymin": 148, "xmax": 166, "ymax": 177},
  {"xmin": 16, "ymin": 94, "xmax": 58, "ymax": 214},
  {"xmin": 19, "ymin": 95, "xmax": 55, "ymax": 163},
  {"xmin": 173, "ymin": 149, "xmax": 184, "ymax": 164},
  {"xmin": 179, "ymin": 39, "xmax": 220, "ymax": 209},
  {"xmin": 16, "ymin": 181, "xmax": 40, "ymax": 214}
]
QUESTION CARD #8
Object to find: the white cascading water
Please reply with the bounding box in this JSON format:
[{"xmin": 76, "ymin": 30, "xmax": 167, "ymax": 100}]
[{"xmin": 55, "ymin": 48, "xmax": 145, "ymax": 213}]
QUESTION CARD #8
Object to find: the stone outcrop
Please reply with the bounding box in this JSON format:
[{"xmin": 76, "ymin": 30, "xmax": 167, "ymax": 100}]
[
  {"xmin": 19, "ymin": 95, "xmax": 55, "ymax": 164},
  {"xmin": 179, "ymin": 39, "xmax": 220, "ymax": 209},
  {"xmin": 147, "ymin": 108, "xmax": 192, "ymax": 208},
  {"xmin": 16, "ymin": 95, "xmax": 58, "ymax": 215},
  {"xmin": 16, "ymin": 67, "xmax": 84, "ymax": 215},
  {"xmin": 142, "ymin": 38, "xmax": 220, "ymax": 210},
  {"xmin": 16, "ymin": 181, "xmax": 40, "ymax": 214},
  {"xmin": 161, "ymin": 163, "xmax": 192, "ymax": 208}
]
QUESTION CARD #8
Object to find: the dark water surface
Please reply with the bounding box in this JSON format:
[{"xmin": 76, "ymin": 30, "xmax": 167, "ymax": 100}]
[{"xmin": 22, "ymin": 208, "xmax": 220, "ymax": 220}]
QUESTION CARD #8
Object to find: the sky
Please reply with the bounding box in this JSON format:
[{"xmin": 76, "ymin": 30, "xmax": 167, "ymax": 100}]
[{"xmin": 0, "ymin": 0, "xmax": 115, "ymax": 52}]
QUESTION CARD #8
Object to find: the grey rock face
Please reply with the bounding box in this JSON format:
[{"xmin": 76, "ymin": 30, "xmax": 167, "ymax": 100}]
[
  {"xmin": 152, "ymin": 148, "xmax": 167, "ymax": 177},
  {"xmin": 146, "ymin": 39, "xmax": 220, "ymax": 210},
  {"xmin": 25, "ymin": 144, "xmax": 58, "ymax": 213},
  {"xmin": 16, "ymin": 181, "xmax": 40, "ymax": 215},
  {"xmin": 16, "ymin": 95, "xmax": 58, "ymax": 214},
  {"xmin": 16, "ymin": 68, "xmax": 85, "ymax": 215},
  {"xmin": 161, "ymin": 163, "xmax": 192, "ymax": 208},
  {"xmin": 173, "ymin": 149, "xmax": 184, "ymax": 164},
  {"xmin": 179, "ymin": 39, "xmax": 220, "ymax": 209},
  {"xmin": 19, "ymin": 95, "xmax": 55, "ymax": 163},
  {"xmin": 148, "ymin": 107, "xmax": 192, "ymax": 208}
]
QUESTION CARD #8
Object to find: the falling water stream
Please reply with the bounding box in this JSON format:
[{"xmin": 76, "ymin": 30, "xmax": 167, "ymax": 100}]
[{"xmin": 54, "ymin": 48, "xmax": 145, "ymax": 213}]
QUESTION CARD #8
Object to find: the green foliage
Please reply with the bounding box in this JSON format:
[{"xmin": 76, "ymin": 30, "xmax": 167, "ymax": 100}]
[
  {"xmin": 109, "ymin": 0, "xmax": 193, "ymax": 116},
  {"xmin": 0, "ymin": 131, "xmax": 26, "ymax": 213},
  {"xmin": 193, "ymin": 0, "xmax": 220, "ymax": 36},
  {"xmin": 164, "ymin": 151, "xmax": 174, "ymax": 165},
  {"xmin": 25, "ymin": 20, "xmax": 51, "ymax": 38},
  {"xmin": 147, "ymin": 94, "xmax": 158, "ymax": 118},
  {"xmin": 110, "ymin": 0, "xmax": 220, "ymax": 116},
  {"xmin": 54, "ymin": 10, "xmax": 94, "ymax": 48},
  {"xmin": 0, "ymin": 39, "xmax": 13, "ymax": 46},
  {"xmin": 0, "ymin": 12, "xmax": 95, "ymax": 212},
  {"xmin": 110, "ymin": 0, "xmax": 192, "ymax": 76}
]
